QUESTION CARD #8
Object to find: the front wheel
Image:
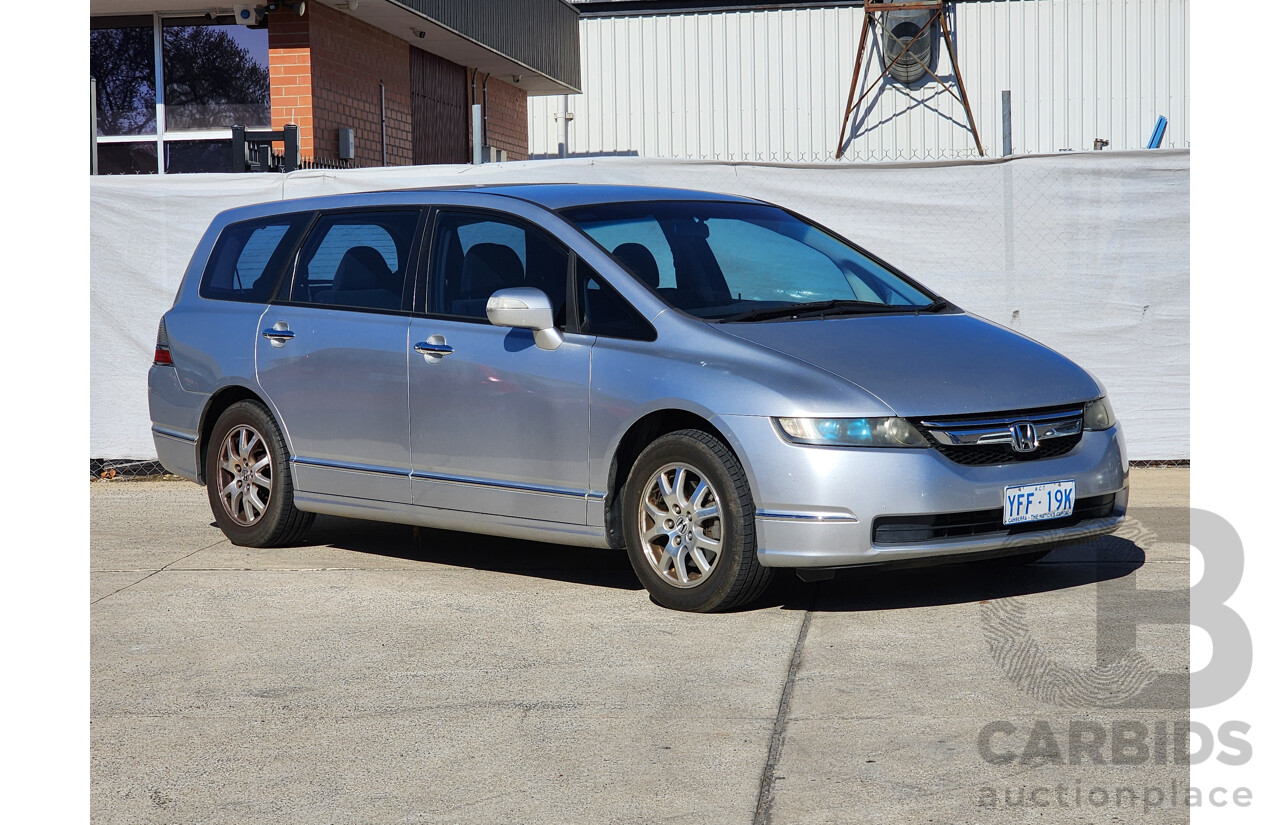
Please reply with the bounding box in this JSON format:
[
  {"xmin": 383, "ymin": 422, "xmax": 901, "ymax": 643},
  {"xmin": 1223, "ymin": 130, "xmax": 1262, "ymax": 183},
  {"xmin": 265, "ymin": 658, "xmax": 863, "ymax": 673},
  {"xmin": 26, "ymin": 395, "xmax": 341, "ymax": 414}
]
[
  {"xmin": 622, "ymin": 430, "xmax": 772, "ymax": 612},
  {"xmin": 204, "ymin": 400, "xmax": 313, "ymax": 547}
]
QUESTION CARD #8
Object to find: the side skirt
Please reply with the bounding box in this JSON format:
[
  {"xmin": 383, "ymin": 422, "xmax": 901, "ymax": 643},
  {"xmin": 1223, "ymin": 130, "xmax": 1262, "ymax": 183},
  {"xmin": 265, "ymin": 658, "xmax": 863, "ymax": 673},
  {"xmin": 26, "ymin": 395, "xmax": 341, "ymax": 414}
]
[{"xmin": 292, "ymin": 491, "xmax": 612, "ymax": 549}]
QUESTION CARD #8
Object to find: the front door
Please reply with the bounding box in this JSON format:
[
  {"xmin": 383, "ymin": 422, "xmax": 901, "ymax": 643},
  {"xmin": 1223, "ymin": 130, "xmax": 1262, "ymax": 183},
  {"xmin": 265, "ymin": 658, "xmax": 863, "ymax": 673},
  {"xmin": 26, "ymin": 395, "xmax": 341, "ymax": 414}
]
[{"xmin": 407, "ymin": 210, "xmax": 591, "ymax": 523}]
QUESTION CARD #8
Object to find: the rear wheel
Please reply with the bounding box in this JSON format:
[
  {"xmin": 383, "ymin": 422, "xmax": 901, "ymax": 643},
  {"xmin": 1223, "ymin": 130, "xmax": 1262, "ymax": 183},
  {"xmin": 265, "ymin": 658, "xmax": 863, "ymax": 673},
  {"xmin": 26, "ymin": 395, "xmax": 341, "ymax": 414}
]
[
  {"xmin": 622, "ymin": 430, "xmax": 772, "ymax": 612},
  {"xmin": 205, "ymin": 400, "xmax": 313, "ymax": 547}
]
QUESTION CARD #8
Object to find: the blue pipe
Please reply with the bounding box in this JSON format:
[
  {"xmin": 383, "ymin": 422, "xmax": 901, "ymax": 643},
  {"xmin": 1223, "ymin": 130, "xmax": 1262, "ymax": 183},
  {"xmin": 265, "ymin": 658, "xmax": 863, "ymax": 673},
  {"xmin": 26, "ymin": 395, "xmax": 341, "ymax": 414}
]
[{"xmin": 1146, "ymin": 116, "xmax": 1168, "ymax": 149}]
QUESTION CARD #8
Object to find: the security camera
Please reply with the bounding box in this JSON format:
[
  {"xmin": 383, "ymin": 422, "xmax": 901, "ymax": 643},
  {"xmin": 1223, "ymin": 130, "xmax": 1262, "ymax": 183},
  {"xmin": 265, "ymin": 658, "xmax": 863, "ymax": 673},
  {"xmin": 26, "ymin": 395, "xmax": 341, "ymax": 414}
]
[
  {"xmin": 412, "ymin": 28, "xmax": 426, "ymax": 39},
  {"xmin": 233, "ymin": 4, "xmax": 261, "ymax": 26}
]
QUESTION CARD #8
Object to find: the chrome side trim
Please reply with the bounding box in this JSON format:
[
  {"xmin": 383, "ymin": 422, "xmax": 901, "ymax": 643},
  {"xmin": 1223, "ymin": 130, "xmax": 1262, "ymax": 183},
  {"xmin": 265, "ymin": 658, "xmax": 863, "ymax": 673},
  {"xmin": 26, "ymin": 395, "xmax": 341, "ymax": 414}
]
[
  {"xmin": 292, "ymin": 457, "xmax": 409, "ymax": 477},
  {"xmin": 293, "ymin": 459, "xmax": 593, "ymax": 499},
  {"xmin": 410, "ymin": 470, "xmax": 590, "ymax": 499},
  {"xmin": 152, "ymin": 425, "xmax": 197, "ymax": 443},
  {"xmin": 757, "ymin": 510, "xmax": 859, "ymax": 523}
]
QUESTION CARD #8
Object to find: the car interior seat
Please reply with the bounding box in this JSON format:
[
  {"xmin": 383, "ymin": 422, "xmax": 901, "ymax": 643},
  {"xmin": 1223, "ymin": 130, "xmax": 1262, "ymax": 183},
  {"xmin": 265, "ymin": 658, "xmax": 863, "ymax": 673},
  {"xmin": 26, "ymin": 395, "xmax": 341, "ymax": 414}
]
[
  {"xmin": 611, "ymin": 243, "xmax": 661, "ymax": 289},
  {"xmin": 455, "ymin": 242, "xmax": 525, "ymax": 317},
  {"xmin": 329, "ymin": 245, "xmax": 401, "ymax": 309}
]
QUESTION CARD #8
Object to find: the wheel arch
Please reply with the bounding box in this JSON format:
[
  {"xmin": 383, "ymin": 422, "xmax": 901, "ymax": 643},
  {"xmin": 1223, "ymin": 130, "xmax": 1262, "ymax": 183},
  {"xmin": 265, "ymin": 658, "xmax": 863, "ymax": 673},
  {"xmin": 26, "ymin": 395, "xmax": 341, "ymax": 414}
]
[
  {"xmin": 197, "ymin": 385, "xmax": 274, "ymax": 485},
  {"xmin": 603, "ymin": 409, "xmax": 754, "ymax": 551}
]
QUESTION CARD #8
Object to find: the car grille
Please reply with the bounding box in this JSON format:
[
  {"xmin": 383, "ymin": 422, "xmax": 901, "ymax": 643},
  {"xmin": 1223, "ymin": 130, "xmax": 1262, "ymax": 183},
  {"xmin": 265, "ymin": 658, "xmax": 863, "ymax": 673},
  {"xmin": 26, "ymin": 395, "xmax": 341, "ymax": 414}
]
[
  {"xmin": 872, "ymin": 494, "xmax": 1117, "ymax": 545},
  {"xmin": 912, "ymin": 406, "xmax": 1085, "ymax": 466}
]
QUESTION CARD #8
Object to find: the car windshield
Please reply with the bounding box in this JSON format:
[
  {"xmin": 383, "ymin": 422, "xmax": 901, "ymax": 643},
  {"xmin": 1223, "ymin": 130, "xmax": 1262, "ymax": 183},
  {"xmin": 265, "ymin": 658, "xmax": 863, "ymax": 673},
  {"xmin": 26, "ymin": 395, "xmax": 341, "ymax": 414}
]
[{"xmin": 560, "ymin": 200, "xmax": 938, "ymax": 321}]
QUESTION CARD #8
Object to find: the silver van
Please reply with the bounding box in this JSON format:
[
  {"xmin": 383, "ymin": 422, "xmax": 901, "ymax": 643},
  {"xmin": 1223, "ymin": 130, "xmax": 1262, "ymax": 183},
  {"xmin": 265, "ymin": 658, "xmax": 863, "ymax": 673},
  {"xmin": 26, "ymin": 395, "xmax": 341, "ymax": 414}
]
[{"xmin": 149, "ymin": 184, "xmax": 1127, "ymax": 612}]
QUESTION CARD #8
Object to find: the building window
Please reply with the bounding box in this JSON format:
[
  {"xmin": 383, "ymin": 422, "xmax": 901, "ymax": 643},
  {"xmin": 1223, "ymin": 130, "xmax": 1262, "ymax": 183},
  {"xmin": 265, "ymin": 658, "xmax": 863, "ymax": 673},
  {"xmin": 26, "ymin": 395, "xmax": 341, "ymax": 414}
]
[
  {"xmin": 96, "ymin": 142, "xmax": 159, "ymax": 176},
  {"xmin": 161, "ymin": 18, "xmax": 270, "ymax": 132},
  {"xmin": 165, "ymin": 140, "xmax": 235, "ymax": 174},
  {"xmin": 91, "ymin": 13, "xmax": 271, "ymax": 174},
  {"xmin": 90, "ymin": 16, "xmax": 156, "ymax": 137}
]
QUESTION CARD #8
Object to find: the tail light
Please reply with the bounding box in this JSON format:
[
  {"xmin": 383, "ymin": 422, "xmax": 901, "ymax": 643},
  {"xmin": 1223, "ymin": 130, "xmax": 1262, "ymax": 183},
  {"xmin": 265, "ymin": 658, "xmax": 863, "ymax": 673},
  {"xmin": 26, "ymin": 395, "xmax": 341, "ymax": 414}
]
[{"xmin": 154, "ymin": 319, "xmax": 174, "ymax": 366}]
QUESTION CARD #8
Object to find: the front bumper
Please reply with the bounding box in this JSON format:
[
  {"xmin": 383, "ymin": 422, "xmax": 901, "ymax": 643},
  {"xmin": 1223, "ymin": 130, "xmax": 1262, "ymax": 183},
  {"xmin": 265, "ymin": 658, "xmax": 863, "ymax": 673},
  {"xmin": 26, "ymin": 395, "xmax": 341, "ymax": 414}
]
[{"xmin": 721, "ymin": 415, "xmax": 1128, "ymax": 569}]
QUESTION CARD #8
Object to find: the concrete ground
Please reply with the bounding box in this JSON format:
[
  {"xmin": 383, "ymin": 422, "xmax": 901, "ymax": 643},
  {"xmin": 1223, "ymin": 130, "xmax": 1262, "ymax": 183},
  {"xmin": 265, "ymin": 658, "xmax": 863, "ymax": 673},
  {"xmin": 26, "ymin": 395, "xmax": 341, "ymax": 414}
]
[{"xmin": 91, "ymin": 469, "xmax": 1190, "ymax": 825}]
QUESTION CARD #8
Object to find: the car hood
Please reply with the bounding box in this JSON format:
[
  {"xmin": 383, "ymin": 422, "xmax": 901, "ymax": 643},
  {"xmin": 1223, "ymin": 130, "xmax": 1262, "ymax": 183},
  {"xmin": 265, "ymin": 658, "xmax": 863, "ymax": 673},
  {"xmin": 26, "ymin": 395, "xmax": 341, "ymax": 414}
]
[{"xmin": 718, "ymin": 312, "xmax": 1101, "ymax": 417}]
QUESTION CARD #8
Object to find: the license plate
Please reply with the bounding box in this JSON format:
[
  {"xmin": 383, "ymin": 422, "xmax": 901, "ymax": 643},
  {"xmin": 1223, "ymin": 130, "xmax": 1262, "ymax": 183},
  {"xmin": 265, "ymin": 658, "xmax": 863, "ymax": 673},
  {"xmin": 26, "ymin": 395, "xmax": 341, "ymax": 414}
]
[{"xmin": 1003, "ymin": 480, "xmax": 1075, "ymax": 525}]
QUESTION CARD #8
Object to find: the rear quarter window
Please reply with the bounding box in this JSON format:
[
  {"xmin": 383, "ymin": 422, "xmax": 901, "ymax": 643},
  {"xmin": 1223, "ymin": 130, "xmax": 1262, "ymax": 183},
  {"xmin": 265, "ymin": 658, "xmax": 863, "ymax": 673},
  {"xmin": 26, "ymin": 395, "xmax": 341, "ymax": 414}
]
[{"xmin": 200, "ymin": 214, "xmax": 310, "ymax": 303}]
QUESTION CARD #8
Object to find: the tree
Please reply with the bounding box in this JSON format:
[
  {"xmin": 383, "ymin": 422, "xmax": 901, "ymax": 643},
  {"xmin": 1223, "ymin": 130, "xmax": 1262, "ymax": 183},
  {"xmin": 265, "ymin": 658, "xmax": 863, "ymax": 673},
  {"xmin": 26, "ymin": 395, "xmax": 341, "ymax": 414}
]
[
  {"xmin": 162, "ymin": 26, "xmax": 270, "ymax": 131},
  {"xmin": 90, "ymin": 27, "xmax": 156, "ymax": 136},
  {"xmin": 90, "ymin": 24, "xmax": 271, "ymax": 136}
]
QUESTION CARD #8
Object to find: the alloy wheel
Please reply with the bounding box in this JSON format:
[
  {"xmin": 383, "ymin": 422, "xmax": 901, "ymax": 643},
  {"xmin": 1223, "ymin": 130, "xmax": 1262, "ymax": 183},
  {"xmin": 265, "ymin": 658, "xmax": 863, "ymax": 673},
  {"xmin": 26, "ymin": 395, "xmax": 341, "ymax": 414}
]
[
  {"xmin": 637, "ymin": 462, "xmax": 723, "ymax": 588},
  {"xmin": 217, "ymin": 424, "xmax": 273, "ymax": 526}
]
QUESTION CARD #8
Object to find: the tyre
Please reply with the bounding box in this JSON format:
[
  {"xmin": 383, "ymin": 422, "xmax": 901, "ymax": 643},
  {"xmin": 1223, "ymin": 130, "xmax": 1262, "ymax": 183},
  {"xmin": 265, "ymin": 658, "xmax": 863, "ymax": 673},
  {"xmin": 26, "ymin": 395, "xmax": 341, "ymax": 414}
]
[
  {"xmin": 204, "ymin": 400, "xmax": 313, "ymax": 547},
  {"xmin": 622, "ymin": 429, "xmax": 773, "ymax": 612}
]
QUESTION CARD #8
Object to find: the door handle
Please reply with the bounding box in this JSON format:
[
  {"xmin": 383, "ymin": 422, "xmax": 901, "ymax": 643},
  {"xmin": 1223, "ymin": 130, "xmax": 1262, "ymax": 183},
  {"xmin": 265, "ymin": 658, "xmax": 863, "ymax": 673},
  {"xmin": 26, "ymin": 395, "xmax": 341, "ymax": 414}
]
[
  {"xmin": 262, "ymin": 321, "xmax": 294, "ymax": 348},
  {"xmin": 414, "ymin": 334, "xmax": 453, "ymax": 363}
]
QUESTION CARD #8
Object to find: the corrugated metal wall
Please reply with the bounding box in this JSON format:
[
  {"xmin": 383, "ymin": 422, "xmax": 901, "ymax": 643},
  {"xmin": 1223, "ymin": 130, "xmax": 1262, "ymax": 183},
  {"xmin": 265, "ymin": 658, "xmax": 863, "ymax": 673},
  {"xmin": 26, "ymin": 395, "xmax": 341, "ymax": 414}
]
[
  {"xmin": 394, "ymin": 0, "xmax": 582, "ymax": 89},
  {"xmin": 530, "ymin": 0, "xmax": 1189, "ymax": 162},
  {"xmin": 411, "ymin": 49, "xmax": 469, "ymax": 165}
]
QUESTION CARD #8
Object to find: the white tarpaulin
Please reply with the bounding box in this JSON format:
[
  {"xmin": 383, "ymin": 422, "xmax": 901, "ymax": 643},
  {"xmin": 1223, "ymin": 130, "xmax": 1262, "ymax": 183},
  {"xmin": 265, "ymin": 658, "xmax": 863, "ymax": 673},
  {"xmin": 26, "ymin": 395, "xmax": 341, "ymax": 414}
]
[{"xmin": 90, "ymin": 150, "xmax": 1189, "ymax": 460}]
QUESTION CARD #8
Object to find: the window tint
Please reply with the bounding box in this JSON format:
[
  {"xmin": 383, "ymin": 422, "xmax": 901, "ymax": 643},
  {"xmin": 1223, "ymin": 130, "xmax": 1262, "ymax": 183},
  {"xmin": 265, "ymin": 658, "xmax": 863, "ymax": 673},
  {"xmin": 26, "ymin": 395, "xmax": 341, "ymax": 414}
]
[
  {"xmin": 429, "ymin": 212, "xmax": 569, "ymax": 323},
  {"xmin": 289, "ymin": 211, "xmax": 420, "ymax": 311},
  {"xmin": 201, "ymin": 215, "xmax": 308, "ymax": 303},
  {"xmin": 578, "ymin": 261, "xmax": 655, "ymax": 341}
]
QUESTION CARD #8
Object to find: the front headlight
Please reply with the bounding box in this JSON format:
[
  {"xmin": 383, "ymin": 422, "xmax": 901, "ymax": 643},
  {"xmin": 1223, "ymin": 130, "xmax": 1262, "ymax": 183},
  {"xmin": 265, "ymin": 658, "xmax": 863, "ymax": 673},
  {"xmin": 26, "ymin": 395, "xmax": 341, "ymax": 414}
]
[
  {"xmin": 1082, "ymin": 397, "xmax": 1117, "ymax": 431},
  {"xmin": 774, "ymin": 417, "xmax": 929, "ymax": 448}
]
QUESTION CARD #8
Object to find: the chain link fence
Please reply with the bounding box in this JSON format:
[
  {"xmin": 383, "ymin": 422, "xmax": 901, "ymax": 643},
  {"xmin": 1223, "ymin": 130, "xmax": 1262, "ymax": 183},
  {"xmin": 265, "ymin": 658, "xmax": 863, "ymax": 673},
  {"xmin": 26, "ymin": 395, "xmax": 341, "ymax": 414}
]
[{"xmin": 91, "ymin": 458, "xmax": 177, "ymax": 481}]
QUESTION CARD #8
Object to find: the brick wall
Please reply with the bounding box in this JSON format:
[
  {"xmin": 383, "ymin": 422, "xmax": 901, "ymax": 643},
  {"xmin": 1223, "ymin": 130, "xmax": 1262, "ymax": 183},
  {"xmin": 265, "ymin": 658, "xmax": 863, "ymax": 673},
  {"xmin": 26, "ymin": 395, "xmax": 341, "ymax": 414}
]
[
  {"xmin": 309, "ymin": 1, "xmax": 412, "ymax": 167},
  {"xmin": 473, "ymin": 74, "xmax": 528, "ymax": 162},
  {"xmin": 269, "ymin": 4, "xmax": 529, "ymax": 167},
  {"xmin": 268, "ymin": 10, "xmax": 314, "ymax": 156},
  {"xmin": 269, "ymin": 3, "xmax": 411, "ymax": 166}
]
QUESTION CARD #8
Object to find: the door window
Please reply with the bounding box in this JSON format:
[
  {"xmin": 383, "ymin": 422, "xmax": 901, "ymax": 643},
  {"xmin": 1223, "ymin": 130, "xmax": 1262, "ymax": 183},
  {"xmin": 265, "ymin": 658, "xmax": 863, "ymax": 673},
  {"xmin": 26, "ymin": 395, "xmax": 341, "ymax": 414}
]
[
  {"xmin": 288, "ymin": 211, "xmax": 421, "ymax": 311},
  {"xmin": 428, "ymin": 212, "xmax": 569, "ymax": 322},
  {"xmin": 577, "ymin": 260, "xmax": 655, "ymax": 341}
]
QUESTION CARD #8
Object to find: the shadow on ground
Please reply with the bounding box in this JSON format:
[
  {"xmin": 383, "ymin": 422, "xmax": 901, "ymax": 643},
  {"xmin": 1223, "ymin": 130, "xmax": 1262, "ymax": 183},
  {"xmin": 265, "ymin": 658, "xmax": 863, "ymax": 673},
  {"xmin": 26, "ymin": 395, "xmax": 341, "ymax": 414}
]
[
  {"xmin": 305, "ymin": 514, "xmax": 643, "ymax": 591},
  {"xmin": 764, "ymin": 535, "xmax": 1146, "ymax": 613},
  {"xmin": 300, "ymin": 513, "xmax": 1144, "ymax": 612}
]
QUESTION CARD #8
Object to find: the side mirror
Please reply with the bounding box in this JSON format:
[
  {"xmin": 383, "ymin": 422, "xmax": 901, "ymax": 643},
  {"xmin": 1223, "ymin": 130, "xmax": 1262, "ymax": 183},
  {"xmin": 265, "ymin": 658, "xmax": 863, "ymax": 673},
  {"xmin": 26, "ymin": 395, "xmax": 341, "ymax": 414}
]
[{"xmin": 485, "ymin": 287, "xmax": 564, "ymax": 351}]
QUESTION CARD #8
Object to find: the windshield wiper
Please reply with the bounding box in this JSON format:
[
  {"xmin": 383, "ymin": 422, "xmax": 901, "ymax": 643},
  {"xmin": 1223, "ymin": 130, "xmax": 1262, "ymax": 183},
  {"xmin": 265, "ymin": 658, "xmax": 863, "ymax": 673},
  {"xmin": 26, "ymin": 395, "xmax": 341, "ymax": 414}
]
[{"xmin": 719, "ymin": 298, "xmax": 944, "ymax": 323}]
